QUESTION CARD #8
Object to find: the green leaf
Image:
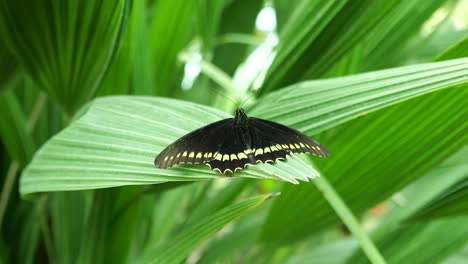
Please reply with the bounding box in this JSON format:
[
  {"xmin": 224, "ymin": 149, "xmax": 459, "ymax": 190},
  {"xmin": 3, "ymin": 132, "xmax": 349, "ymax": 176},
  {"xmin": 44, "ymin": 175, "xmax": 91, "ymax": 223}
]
[
  {"xmin": 20, "ymin": 97, "xmax": 319, "ymax": 195},
  {"xmin": 347, "ymin": 216, "xmax": 468, "ymax": 264},
  {"xmin": 0, "ymin": 41, "xmax": 18, "ymax": 90},
  {"xmin": 436, "ymin": 36, "xmax": 468, "ymax": 61},
  {"xmin": 261, "ymin": 0, "xmax": 448, "ymax": 94},
  {"xmin": 260, "ymin": 0, "xmax": 357, "ymax": 93},
  {"xmin": 0, "ymin": 90, "xmax": 35, "ymax": 166},
  {"xmin": 77, "ymin": 190, "xmax": 113, "ymax": 264},
  {"xmin": 183, "ymin": 178, "xmax": 251, "ymax": 226},
  {"xmin": 197, "ymin": 214, "xmax": 263, "ymax": 264},
  {"xmin": 445, "ymin": 245, "xmax": 468, "ymax": 264},
  {"xmin": 212, "ymin": 0, "xmax": 263, "ymax": 75},
  {"xmin": 150, "ymin": 0, "xmax": 196, "ymax": 96},
  {"xmin": 359, "ymin": 0, "xmax": 448, "ymax": 70},
  {"xmin": 346, "ymin": 146, "xmax": 468, "ymax": 263},
  {"xmin": 20, "ymin": 58, "xmax": 468, "ymax": 195},
  {"xmin": 250, "ymin": 58, "xmax": 468, "ymax": 135},
  {"xmin": 139, "ymin": 193, "xmax": 274, "ymax": 264},
  {"xmin": 261, "ymin": 82, "xmax": 467, "ymax": 243},
  {"xmin": 285, "ymin": 238, "xmax": 358, "ymax": 264},
  {"xmin": 50, "ymin": 192, "xmax": 88, "ymax": 264},
  {"xmin": 0, "ymin": 0, "xmax": 130, "ymax": 115},
  {"xmin": 128, "ymin": 0, "xmax": 153, "ymax": 95},
  {"xmin": 408, "ymin": 178, "xmax": 468, "ymax": 220}
]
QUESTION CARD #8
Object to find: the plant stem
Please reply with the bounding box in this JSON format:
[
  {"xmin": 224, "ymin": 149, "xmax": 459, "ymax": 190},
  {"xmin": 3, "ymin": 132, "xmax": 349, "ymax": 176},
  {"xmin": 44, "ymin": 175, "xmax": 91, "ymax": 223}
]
[
  {"xmin": 0, "ymin": 161, "xmax": 20, "ymax": 228},
  {"xmin": 0, "ymin": 92, "xmax": 47, "ymax": 228},
  {"xmin": 178, "ymin": 52, "xmax": 241, "ymax": 99},
  {"xmin": 313, "ymin": 176, "xmax": 386, "ymax": 264}
]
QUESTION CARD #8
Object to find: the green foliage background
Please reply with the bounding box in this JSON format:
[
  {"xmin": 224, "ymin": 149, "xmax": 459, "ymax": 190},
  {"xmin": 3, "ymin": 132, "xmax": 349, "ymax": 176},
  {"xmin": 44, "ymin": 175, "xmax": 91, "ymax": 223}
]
[{"xmin": 0, "ymin": 0, "xmax": 467, "ymax": 263}]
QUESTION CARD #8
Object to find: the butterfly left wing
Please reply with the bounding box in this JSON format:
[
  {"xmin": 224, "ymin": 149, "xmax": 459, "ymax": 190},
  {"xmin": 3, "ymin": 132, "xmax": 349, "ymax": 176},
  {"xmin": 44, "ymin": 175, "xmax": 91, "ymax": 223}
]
[{"xmin": 154, "ymin": 118, "xmax": 233, "ymax": 168}]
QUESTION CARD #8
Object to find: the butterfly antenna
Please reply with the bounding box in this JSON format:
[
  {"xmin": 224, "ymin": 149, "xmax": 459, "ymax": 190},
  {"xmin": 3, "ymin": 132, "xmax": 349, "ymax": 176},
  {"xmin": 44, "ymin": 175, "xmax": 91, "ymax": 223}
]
[
  {"xmin": 208, "ymin": 86, "xmax": 242, "ymax": 109},
  {"xmin": 240, "ymin": 95, "xmax": 252, "ymax": 108}
]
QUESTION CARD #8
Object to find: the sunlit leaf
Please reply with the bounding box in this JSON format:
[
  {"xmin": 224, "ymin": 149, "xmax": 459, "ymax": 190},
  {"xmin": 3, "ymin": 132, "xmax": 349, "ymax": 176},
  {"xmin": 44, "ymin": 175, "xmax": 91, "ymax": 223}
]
[
  {"xmin": 261, "ymin": 82, "xmax": 467, "ymax": 243},
  {"xmin": 20, "ymin": 58, "xmax": 468, "ymax": 195}
]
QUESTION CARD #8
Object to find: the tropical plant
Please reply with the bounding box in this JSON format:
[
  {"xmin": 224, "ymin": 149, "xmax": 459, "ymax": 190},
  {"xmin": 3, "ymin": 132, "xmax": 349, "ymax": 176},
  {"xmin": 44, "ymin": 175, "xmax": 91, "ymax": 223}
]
[{"xmin": 0, "ymin": 0, "xmax": 467, "ymax": 263}]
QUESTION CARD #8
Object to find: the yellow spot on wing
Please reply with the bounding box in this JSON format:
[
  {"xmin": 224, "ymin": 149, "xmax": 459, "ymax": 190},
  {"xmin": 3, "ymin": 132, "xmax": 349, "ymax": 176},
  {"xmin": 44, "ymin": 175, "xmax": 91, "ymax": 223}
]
[
  {"xmin": 264, "ymin": 147, "xmax": 271, "ymax": 153},
  {"xmin": 300, "ymin": 142, "xmax": 306, "ymax": 148},
  {"xmin": 282, "ymin": 144, "xmax": 288, "ymax": 149},
  {"xmin": 207, "ymin": 152, "xmax": 213, "ymax": 158},
  {"xmin": 238, "ymin": 153, "xmax": 248, "ymax": 159},
  {"xmin": 214, "ymin": 153, "xmax": 222, "ymax": 160},
  {"xmin": 182, "ymin": 151, "xmax": 188, "ymax": 157},
  {"xmin": 176, "ymin": 153, "xmax": 181, "ymax": 158},
  {"xmin": 223, "ymin": 154, "xmax": 230, "ymax": 161},
  {"xmin": 196, "ymin": 152, "xmax": 202, "ymax": 159},
  {"xmin": 245, "ymin": 149, "xmax": 255, "ymax": 154},
  {"xmin": 271, "ymin": 146, "xmax": 278, "ymax": 151},
  {"xmin": 189, "ymin": 152, "xmax": 195, "ymax": 158},
  {"xmin": 275, "ymin": 144, "xmax": 282, "ymax": 150},
  {"xmin": 289, "ymin": 144, "xmax": 295, "ymax": 149},
  {"xmin": 255, "ymin": 149, "xmax": 263, "ymax": 155},
  {"xmin": 164, "ymin": 156, "xmax": 168, "ymax": 161},
  {"xmin": 294, "ymin": 143, "xmax": 301, "ymax": 149},
  {"xmin": 230, "ymin": 154, "xmax": 238, "ymax": 160}
]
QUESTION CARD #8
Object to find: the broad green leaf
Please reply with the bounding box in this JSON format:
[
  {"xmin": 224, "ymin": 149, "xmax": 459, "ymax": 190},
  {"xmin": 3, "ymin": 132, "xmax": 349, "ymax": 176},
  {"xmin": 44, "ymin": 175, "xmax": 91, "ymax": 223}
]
[
  {"xmin": 261, "ymin": 84, "xmax": 467, "ymax": 243},
  {"xmin": 0, "ymin": 90, "xmax": 35, "ymax": 166},
  {"xmin": 0, "ymin": 0, "xmax": 130, "ymax": 115},
  {"xmin": 436, "ymin": 36, "xmax": 468, "ymax": 61},
  {"xmin": 20, "ymin": 58, "xmax": 468, "ymax": 195},
  {"xmin": 359, "ymin": 0, "xmax": 448, "ymax": 70},
  {"xmin": 77, "ymin": 190, "xmax": 113, "ymax": 264},
  {"xmin": 50, "ymin": 192, "xmax": 88, "ymax": 264},
  {"xmin": 445, "ymin": 245, "xmax": 468, "ymax": 264},
  {"xmin": 348, "ymin": 216, "xmax": 468, "ymax": 264},
  {"xmin": 139, "ymin": 194, "xmax": 273, "ymax": 264},
  {"xmin": 261, "ymin": 0, "xmax": 449, "ymax": 94},
  {"xmin": 260, "ymin": 0, "xmax": 355, "ymax": 93},
  {"xmin": 20, "ymin": 96, "xmax": 318, "ymax": 195},
  {"xmin": 183, "ymin": 178, "xmax": 251, "ymax": 226},
  {"xmin": 377, "ymin": 145, "xmax": 468, "ymax": 226},
  {"xmin": 347, "ymin": 146, "xmax": 468, "ymax": 263},
  {"xmin": 250, "ymin": 58, "xmax": 468, "ymax": 135},
  {"xmin": 197, "ymin": 214, "xmax": 264, "ymax": 264},
  {"xmin": 141, "ymin": 184, "xmax": 196, "ymax": 252},
  {"xmin": 408, "ymin": 177, "xmax": 468, "ymax": 220}
]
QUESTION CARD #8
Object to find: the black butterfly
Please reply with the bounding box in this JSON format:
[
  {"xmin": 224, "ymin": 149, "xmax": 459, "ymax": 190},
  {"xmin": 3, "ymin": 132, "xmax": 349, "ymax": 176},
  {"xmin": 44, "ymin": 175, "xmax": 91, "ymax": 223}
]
[{"xmin": 154, "ymin": 108, "xmax": 329, "ymax": 174}]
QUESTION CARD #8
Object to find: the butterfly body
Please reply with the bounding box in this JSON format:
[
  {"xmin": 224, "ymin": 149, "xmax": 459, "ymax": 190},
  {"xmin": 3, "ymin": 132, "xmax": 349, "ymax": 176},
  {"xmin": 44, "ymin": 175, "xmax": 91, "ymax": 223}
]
[{"xmin": 155, "ymin": 108, "xmax": 329, "ymax": 174}]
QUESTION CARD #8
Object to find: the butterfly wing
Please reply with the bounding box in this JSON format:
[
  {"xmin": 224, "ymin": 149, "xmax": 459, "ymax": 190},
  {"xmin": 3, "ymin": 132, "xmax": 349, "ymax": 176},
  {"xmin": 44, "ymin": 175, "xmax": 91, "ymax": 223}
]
[
  {"xmin": 154, "ymin": 118, "xmax": 233, "ymax": 168},
  {"xmin": 248, "ymin": 117, "xmax": 329, "ymax": 163},
  {"xmin": 155, "ymin": 114, "xmax": 329, "ymax": 174}
]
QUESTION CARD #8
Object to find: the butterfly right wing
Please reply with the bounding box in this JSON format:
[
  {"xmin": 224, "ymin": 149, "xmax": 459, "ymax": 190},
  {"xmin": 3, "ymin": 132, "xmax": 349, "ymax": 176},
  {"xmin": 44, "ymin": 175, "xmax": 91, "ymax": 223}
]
[
  {"xmin": 154, "ymin": 118, "xmax": 233, "ymax": 168},
  {"xmin": 249, "ymin": 117, "xmax": 329, "ymax": 160}
]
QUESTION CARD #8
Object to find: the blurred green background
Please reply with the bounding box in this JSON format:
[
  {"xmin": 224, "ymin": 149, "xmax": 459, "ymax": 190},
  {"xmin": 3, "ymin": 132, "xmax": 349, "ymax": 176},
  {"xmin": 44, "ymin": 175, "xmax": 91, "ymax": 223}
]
[{"xmin": 0, "ymin": 0, "xmax": 467, "ymax": 263}]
